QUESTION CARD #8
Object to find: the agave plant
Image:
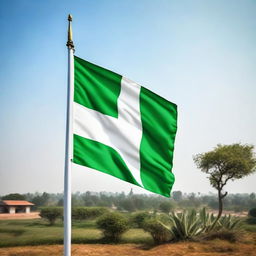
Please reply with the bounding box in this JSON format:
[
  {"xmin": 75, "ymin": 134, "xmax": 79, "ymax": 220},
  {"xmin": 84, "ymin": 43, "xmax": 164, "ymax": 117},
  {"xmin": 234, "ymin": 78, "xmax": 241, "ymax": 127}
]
[
  {"xmin": 217, "ymin": 214, "xmax": 242, "ymax": 230},
  {"xmin": 199, "ymin": 207, "xmax": 216, "ymax": 231},
  {"xmin": 159, "ymin": 208, "xmax": 241, "ymax": 241},
  {"xmin": 160, "ymin": 209, "xmax": 205, "ymax": 241}
]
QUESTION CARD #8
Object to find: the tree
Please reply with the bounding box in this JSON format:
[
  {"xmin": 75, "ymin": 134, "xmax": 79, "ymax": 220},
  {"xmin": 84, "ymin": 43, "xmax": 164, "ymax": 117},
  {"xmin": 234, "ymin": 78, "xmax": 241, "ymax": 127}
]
[
  {"xmin": 248, "ymin": 208, "xmax": 256, "ymax": 218},
  {"xmin": 31, "ymin": 192, "xmax": 50, "ymax": 207},
  {"xmin": 119, "ymin": 198, "xmax": 136, "ymax": 212},
  {"xmin": 250, "ymin": 193, "xmax": 256, "ymax": 200},
  {"xmin": 1, "ymin": 193, "xmax": 25, "ymax": 200},
  {"xmin": 39, "ymin": 207, "xmax": 63, "ymax": 225},
  {"xmin": 159, "ymin": 201, "xmax": 174, "ymax": 213},
  {"xmin": 194, "ymin": 143, "xmax": 256, "ymax": 221},
  {"xmin": 172, "ymin": 191, "xmax": 182, "ymax": 202}
]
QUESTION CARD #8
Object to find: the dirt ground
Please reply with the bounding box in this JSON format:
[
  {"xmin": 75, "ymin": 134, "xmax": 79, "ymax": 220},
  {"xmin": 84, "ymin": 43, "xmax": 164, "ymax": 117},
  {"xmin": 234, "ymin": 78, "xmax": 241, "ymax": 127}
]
[
  {"xmin": 0, "ymin": 241, "xmax": 256, "ymax": 256},
  {"xmin": 0, "ymin": 212, "xmax": 40, "ymax": 220}
]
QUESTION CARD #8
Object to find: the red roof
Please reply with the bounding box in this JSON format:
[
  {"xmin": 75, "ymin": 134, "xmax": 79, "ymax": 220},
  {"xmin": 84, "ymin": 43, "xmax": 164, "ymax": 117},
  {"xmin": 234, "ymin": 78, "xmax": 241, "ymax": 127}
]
[{"xmin": 1, "ymin": 200, "xmax": 34, "ymax": 206}]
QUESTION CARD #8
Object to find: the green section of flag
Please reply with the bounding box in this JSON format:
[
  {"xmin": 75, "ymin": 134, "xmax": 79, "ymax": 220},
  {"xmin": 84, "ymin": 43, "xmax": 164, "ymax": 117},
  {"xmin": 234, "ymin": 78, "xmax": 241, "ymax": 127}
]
[
  {"xmin": 73, "ymin": 134, "xmax": 140, "ymax": 186},
  {"xmin": 73, "ymin": 56, "xmax": 178, "ymax": 197},
  {"xmin": 74, "ymin": 56, "xmax": 121, "ymax": 118},
  {"xmin": 139, "ymin": 87, "xmax": 177, "ymax": 197}
]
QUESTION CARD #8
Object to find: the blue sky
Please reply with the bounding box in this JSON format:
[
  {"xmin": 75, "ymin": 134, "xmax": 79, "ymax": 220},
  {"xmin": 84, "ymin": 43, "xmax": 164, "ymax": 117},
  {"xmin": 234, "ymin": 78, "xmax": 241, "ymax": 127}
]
[{"xmin": 0, "ymin": 0, "xmax": 255, "ymax": 195}]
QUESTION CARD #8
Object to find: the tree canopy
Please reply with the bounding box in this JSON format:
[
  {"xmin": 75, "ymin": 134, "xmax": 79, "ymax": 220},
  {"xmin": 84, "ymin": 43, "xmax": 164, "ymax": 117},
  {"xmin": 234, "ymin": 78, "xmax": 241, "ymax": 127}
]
[
  {"xmin": 194, "ymin": 143, "xmax": 256, "ymax": 219},
  {"xmin": 194, "ymin": 143, "xmax": 256, "ymax": 191},
  {"xmin": 1, "ymin": 193, "xmax": 25, "ymax": 200}
]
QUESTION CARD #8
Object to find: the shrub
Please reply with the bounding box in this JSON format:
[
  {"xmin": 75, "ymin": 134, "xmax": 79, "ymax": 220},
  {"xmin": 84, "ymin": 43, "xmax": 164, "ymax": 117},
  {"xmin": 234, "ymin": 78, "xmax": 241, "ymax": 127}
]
[
  {"xmin": 130, "ymin": 212, "xmax": 151, "ymax": 228},
  {"xmin": 248, "ymin": 208, "xmax": 256, "ymax": 218},
  {"xmin": 72, "ymin": 207, "xmax": 109, "ymax": 221},
  {"xmin": 246, "ymin": 217, "xmax": 256, "ymax": 225},
  {"xmin": 39, "ymin": 207, "xmax": 63, "ymax": 225},
  {"xmin": 143, "ymin": 219, "xmax": 171, "ymax": 244},
  {"xmin": 200, "ymin": 229, "xmax": 244, "ymax": 243},
  {"xmin": 96, "ymin": 212, "xmax": 129, "ymax": 242}
]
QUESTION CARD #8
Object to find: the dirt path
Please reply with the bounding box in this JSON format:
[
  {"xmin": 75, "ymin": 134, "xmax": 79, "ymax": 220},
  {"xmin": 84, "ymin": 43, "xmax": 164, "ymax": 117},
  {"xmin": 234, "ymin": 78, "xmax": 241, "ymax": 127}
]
[{"xmin": 0, "ymin": 241, "xmax": 256, "ymax": 256}]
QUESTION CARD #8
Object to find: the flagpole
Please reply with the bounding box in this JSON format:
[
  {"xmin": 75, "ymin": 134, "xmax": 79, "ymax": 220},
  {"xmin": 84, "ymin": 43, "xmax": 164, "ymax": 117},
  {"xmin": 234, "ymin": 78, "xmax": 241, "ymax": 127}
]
[{"xmin": 64, "ymin": 14, "xmax": 74, "ymax": 256}]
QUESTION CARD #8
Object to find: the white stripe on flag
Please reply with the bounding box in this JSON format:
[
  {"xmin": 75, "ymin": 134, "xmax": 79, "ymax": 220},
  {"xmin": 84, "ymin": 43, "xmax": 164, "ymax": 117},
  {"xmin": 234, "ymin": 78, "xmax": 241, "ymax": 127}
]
[{"xmin": 73, "ymin": 77, "xmax": 143, "ymax": 187}]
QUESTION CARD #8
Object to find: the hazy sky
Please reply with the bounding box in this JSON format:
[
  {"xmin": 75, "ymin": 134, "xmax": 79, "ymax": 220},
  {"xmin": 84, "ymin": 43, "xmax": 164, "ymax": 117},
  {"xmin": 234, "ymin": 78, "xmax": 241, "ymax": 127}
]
[{"xmin": 0, "ymin": 0, "xmax": 255, "ymax": 196}]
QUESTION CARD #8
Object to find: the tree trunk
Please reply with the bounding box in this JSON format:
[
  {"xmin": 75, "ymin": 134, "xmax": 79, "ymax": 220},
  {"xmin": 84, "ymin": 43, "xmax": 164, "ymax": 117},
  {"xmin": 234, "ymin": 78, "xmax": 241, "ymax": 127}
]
[
  {"xmin": 217, "ymin": 189, "xmax": 223, "ymax": 220},
  {"xmin": 211, "ymin": 189, "xmax": 223, "ymax": 229}
]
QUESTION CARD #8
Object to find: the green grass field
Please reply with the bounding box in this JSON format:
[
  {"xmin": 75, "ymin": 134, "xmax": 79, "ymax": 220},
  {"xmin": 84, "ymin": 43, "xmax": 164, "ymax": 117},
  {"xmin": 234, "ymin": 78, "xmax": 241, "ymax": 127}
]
[
  {"xmin": 0, "ymin": 219, "xmax": 152, "ymax": 247},
  {"xmin": 0, "ymin": 217, "xmax": 256, "ymax": 248}
]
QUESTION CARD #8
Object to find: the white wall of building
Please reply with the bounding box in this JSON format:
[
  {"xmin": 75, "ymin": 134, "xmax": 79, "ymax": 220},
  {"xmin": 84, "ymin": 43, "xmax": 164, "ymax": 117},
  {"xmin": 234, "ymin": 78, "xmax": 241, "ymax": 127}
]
[
  {"xmin": 9, "ymin": 206, "xmax": 16, "ymax": 214},
  {"xmin": 25, "ymin": 206, "xmax": 30, "ymax": 213}
]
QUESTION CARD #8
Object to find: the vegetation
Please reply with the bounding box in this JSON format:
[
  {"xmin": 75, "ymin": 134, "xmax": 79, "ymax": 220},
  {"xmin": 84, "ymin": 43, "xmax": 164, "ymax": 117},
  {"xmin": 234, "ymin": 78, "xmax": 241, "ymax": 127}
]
[
  {"xmin": 248, "ymin": 208, "xmax": 256, "ymax": 218},
  {"xmin": 142, "ymin": 219, "xmax": 171, "ymax": 244},
  {"xmin": 0, "ymin": 218, "xmax": 151, "ymax": 247},
  {"xmin": 1, "ymin": 193, "xmax": 26, "ymax": 200},
  {"xmin": 96, "ymin": 212, "xmax": 129, "ymax": 242},
  {"xmin": 194, "ymin": 143, "xmax": 256, "ymax": 221},
  {"xmin": 0, "ymin": 208, "xmax": 255, "ymax": 248},
  {"xmin": 156, "ymin": 208, "xmax": 242, "ymax": 243},
  {"xmin": 130, "ymin": 211, "xmax": 151, "ymax": 228},
  {"xmin": 1, "ymin": 191, "xmax": 256, "ymax": 214},
  {"xmin": 200, "ymin": 229, "xmax": 244, "ymax": 243},
  {"xmin": 72, "ymin": 207, "xmax": 109, "ymax": 221},
  {"xmin": 39, "ymin": 207, "xmax": 63, "ymax": 225},
  {"xmin": 159, "ymin": 201, "xmax": 174, "ymax": 213}
]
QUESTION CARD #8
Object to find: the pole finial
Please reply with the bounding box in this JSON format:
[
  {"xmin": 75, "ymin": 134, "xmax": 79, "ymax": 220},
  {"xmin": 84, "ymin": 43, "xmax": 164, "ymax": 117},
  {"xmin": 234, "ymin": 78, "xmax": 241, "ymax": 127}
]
[{"xmin": 66, "ymin": 14, "xmax": 74, "ymax": 49}]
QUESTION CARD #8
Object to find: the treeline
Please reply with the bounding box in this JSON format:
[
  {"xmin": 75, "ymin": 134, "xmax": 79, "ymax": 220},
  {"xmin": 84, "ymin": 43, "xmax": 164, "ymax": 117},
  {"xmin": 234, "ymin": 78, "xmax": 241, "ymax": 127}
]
[{"xmin": 1, "ymin": 190, "xmax": 256, "ymax": 212}]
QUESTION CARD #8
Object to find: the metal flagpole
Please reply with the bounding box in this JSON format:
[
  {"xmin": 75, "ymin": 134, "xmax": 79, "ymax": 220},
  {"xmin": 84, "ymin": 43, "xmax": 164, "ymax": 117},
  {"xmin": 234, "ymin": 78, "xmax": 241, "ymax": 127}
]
[{"xmin": 64, "ymin": 14, "xmax": 74, "ymax": 256}]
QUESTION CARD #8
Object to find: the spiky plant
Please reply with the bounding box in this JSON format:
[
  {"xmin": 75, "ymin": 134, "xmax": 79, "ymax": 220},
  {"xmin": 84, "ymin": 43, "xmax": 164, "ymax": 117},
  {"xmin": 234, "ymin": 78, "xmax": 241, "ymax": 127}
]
[
  {"xmin": 218, "ymin": 215, "xmax": 242, "ymax": 230},
  {"xmin": 159, "ymin": 208, "xmax": 241, "ymax": 241}
]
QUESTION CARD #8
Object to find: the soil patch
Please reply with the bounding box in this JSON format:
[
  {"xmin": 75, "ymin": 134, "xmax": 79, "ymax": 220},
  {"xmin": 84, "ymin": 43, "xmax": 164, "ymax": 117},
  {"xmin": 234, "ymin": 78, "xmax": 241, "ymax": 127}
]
[
  {"xmin": 0, "ymin": 212, "xmax": 40, "ymax": 220},
  {"xmin": 0, "ymin": 241, "xmax": 256, "ymax": 256}
]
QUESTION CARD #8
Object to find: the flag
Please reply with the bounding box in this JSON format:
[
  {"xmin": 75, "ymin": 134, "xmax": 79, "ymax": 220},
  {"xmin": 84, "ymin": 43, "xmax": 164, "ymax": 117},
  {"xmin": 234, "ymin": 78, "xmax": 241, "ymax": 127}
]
[{"xmin": 73, "ymin": 56, "xmax": 178, "ymax": 197}]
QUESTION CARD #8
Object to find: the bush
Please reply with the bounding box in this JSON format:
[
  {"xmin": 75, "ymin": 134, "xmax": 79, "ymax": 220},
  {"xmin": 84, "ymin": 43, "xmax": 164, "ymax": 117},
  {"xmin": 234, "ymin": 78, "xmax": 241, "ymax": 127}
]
[
  {"xmin": 200, "ymin": 229, "xmax": 244, "ymax": 243},
  {"xmin": 246, "ymin": 217, "xmax": 256, "ymax": 225},
  {"xmin": 39, "ymin": 207, "xmax": 63, "ymax": 225},
  {"xmin": 248, "ymin": 208, "xmax": 256, "ymax": 218},
  {"xmin": 72, "ymin": 207, "xmax": 109, "ymax": 221},
  {"xmin": 143, "ymin": 219, "xmax": 171, "ymax": 244},
  {"xmin": 130, "ymin": 212, "xmax": 151, "ymax": 228},
  {"xmin": 96, "ymin": 212, "xmax": 129, "ymax": 242}
]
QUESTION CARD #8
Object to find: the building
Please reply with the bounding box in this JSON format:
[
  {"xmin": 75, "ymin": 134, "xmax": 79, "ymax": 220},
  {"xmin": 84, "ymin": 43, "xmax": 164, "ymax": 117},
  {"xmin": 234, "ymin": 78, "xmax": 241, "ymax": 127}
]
[{"xmin": 0, "ymin": 200, "xmax": 34, "ymax": 214}]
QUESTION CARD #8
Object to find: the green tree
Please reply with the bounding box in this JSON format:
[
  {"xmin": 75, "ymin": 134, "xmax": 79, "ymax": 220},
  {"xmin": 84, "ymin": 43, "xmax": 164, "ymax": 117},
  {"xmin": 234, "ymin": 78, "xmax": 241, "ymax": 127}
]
[
  {"xmin": 250, "ymin": 193, "xmax": 256, "ymax": 200},
  {"xmin": 194, "ymin": 143, "xmax": 256, "ymax": 221},
  {"xmin": 159, "ymin": 201, "xmax": 174, "ymax": 213},
  {"xmin": 39, "ymin": 207, "xmax": 63, "ymax": 225},
  {"xmin": 1, "ymin": 193, "xmax": 25, "ymax": 200},
  {"xmin": 172, "ymin": 191, "xmax": 182, "ymax": 202},
  {"xmin": 31, "ymin": 192, "xmax": 50, "ymax": 207},
  {"xmin": 248, "ymin": 208, "xmax": 256, "ymax": 218}
]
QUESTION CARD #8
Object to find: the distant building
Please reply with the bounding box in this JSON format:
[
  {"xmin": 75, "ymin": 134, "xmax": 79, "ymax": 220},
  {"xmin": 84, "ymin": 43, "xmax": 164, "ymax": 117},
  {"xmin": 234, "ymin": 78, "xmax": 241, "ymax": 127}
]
[{"xmin": 0, "ymin": 200, "xmax": 34, "ymax": 214}]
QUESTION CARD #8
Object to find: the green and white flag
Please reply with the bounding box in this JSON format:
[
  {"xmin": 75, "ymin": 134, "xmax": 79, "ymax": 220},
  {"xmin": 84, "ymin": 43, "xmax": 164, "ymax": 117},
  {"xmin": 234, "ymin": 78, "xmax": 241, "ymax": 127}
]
[{"xmin": 73, "ymin": 56, "xmax": 177, "ymax": 197}]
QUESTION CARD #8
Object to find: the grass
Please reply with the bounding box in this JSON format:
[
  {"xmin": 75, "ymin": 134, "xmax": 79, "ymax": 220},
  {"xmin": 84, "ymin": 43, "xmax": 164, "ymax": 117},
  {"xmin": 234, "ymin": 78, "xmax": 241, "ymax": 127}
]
[
  {"xmin": 0, "ymin": 217, "xmax": 256, "ymax": 248},
  {"xmin": 241, "ymin": 218, "xmax": 256, "ymax": 233},
  {"xmin": 0, "ymin": 219, "xmax": 152, "ymax": 247}
]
